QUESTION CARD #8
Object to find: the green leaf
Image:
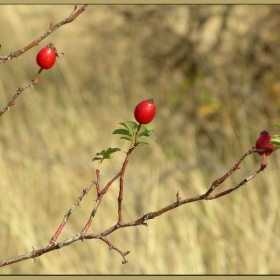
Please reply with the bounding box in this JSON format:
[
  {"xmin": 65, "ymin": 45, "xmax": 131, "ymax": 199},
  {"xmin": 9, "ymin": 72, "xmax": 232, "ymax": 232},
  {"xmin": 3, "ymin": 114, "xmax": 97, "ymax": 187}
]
[
  {"xmin": 146, "ymin": 131, "xmax": 157, "ymax": 140},
  {"xmin": 138, "ymin": 126, "xmax": 156, "ymax": 140},
  {"xmin": 142, "ymin": 124, "xmax": 155, "ymax": 132},
  {"xmin": 120, "ymin": 121, "xmax": 139, "ymax": 133},
  {"xmin": 137, "ymin": 137, "xmax": 150, "ymax": 145},
  {"xmin": 271, "ymin": 135, "xmax": 280, "ymax": 146},
  {"xmin": 120, "ymin": 136, "xmax": 133, "ymax": 141},
  {"xmin": 92, "ymin": 147, "xmax": 121, "ymax": 162},
  {"xmin": 114, "ymin": 121, "xmax": 156, "ymax": 145},
  {"xmin": 92, "ymin": 156, "xmax": 103, "ymax": 162},
  {"xmin": 274, "ymin": 123, "xmax": 280, "ymax": 128},
  {"xmin": 113, "ymin": 129, "xmax": 131, "ymax": 136}
]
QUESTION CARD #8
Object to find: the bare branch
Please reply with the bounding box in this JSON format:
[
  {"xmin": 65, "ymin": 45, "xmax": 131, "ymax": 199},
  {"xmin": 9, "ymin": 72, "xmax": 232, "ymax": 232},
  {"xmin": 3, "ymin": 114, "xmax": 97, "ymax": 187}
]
[
  {"xmin": 0, "ymin": 78, "xmax": 40, "ymax": 117},
  {"xmin": 0, "ymin": 5, "xmax": 88, "ymax": 64},
  {"xmin": 48, "ymin": 182, "xmax": 94, "ymax": 246},
  {"xmin": 0, "ymin": 146, "xmax": 274, "ymax": 266},
  {"xmin": 0, "ymin": 5, "xmax": 89, "ymax": 118}
]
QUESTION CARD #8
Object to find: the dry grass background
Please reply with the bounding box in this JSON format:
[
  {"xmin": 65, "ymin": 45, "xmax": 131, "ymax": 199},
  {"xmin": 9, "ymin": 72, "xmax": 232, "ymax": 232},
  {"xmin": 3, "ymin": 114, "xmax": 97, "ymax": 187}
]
[{"xmin": 1, "ymin": 5, "xmax": 280, "ymax": 274}]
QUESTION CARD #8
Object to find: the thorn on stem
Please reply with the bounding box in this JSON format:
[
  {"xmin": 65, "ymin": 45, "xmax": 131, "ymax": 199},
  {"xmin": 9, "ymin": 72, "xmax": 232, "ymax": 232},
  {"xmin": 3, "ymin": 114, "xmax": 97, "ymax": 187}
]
[{"xmin": 176, "ymin": 191, "xmax": 181, "ymax": 203}]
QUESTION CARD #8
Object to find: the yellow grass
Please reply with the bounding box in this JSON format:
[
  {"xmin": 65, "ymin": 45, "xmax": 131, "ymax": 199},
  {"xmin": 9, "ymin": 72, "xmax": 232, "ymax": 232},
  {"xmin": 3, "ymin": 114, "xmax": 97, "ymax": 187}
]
[{"xmin": 0, "ymin": 5, "xmax": 280, "ymax": 274}]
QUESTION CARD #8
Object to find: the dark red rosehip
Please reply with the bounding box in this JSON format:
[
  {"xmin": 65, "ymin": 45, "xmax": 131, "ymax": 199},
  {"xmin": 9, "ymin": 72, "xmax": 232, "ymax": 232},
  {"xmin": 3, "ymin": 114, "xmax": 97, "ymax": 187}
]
[
  {"xmin": 36, "ymin": 45, "xmax": 56, "ymax": 69},
  {"xmin": 134, "ymin": 98, "xmax": 156, "ymax": 124},
  {"xmin": 255, "ymin": 130, "xmax": 274, "ymax": 156}
]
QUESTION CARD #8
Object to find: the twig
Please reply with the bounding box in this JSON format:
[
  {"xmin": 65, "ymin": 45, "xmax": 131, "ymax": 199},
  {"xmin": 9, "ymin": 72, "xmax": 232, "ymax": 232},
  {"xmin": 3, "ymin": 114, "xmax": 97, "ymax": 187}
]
[
  {"xmin": 0, "ymin": 231, "xmax": 130, "ymax": 267},
  {"xmin": 95, "ymin": 169, "xmax": 101, "ymax": 197},
  {"xmin": 0, "ymin": 5, "xmax": 88, "ymax": 64},
  {"xmin": 99, "ymin": 236, "xmax": 130, "ymax": 264},
  {"xmin": 81, "ymin": 170, "xmax": 122, "ymax": 235},
  {"xmin": 0, "ymin": 78, "xmax": 40, "ymax": 117},
  {"xmin": 96, "ymin": 150, "xmax": 267, "ymax": 236},
  {"xmin": 48, "ymin": 182, "xmax": 94, "ymax": 246},
  {"xmin": 118, "ymin": 125, "xmax": 141, "ymax": 223},
  {"xmin": 0, "ymin": 147, "xmax": 273, "ymax": 267},
  {"xmin": 0, "ymin": 5, "xmax": 89, "ymax": 118},
  {"xmin": 118, "ymin": 145, "xmax": 137, "ymax": 223},
  {"xmin": 82, "ymin": 128, "xmax": 142, "ymax": 234},
  {"xmin": 203, "ymin": 147, "xmax": 254, "ymax": 197}
]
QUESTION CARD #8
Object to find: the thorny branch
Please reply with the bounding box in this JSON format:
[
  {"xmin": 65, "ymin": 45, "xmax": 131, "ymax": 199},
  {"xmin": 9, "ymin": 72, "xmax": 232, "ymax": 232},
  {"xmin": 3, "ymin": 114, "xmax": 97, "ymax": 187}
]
[
  {"xmin": 0, "ymin": 146, "xmax": 274, "ymax": 267},
  {"xmin": 0, "ymin": 78, "xmax": 40, "ymax": 117},
  {"xmin": 0, "ymin": 5, "xmax": 88, "ymax": 118},
  {"xmin": 81, "ymin": 128, "xmax": 141, "ymax": 235},
  {"xmin": 0, "ymin": 5, "xmax": 88, "ymax": 64},
  {"xmin": 48, "ymin": 182, "xmax": 95, "ymax": 246}
]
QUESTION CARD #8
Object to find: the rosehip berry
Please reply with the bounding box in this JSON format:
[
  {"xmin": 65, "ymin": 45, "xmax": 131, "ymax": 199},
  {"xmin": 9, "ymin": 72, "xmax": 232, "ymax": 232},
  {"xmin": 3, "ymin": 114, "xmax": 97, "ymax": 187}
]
[
  {"xmin": 36, "ymin": 44, "xmax": 56, "ymax": 69},
  {"xmin": 255, "ymin": 130, "xmax": 274, "ymax": 156},
  {"xmin": 134, "ymin": 98, "xmax": 156, "ymax": 124}
]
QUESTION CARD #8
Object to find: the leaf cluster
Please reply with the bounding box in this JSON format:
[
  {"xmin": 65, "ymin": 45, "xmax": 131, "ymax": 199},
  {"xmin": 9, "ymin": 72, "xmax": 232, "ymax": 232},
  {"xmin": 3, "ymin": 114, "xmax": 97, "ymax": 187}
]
[
  {"xmin": 92, "ymin": 121, "xmax": 156, "ymax": 166},
  {"xmin": 113, "ymin": 121, "xmax": 156, "ymax": 146}
]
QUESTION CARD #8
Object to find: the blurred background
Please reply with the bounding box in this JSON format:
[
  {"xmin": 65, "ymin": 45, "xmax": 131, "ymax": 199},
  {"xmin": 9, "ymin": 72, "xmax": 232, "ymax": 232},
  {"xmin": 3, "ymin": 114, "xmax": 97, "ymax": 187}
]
[{"xmin": 1, "ymin": 4, "xmax": 280, "ymax": 274}]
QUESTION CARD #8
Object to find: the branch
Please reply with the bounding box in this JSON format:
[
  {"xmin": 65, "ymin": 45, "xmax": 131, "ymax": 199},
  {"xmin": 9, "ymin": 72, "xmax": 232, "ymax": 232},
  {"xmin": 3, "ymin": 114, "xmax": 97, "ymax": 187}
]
[
  {"xmin": 0, "ymin": 5, "xmax": 88, "ymax": 64},
  {"xmin": 0, "ymin": 231, "xmax": 131, "ymax": 267},
  {"xmin": 0, "ymin": 5, "xmax": 88, "ymax": 117},
  {"xmin": 0, "ymin": 78, "xmax": 40, "ymax": 117},
  {"xmin": 0, "ymin": 146, "xmax": 273, "ymax": 267},
  {"xmin": 48, "ymin": 182, "xmax": 95, "ymax": 246}
]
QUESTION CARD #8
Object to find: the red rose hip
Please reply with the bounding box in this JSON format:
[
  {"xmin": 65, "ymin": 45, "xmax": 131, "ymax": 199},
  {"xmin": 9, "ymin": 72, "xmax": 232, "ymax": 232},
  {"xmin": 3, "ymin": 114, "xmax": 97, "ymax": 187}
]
[
  {"xmin": 134, "ymin": 98, "xmax": 156, "ymax": 124},
  {"xmin": 255, "ymin": 130, "xmax": 274, "ymax": 156},
  {"xmin": 36, "ymin": 45, "xmax": 56, "ymax": 69}
]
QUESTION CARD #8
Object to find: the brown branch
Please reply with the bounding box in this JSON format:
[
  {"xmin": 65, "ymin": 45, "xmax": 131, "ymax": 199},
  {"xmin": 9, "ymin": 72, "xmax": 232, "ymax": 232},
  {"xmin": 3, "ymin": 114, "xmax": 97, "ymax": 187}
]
[
  {"xmin": 48, "ymin": 182, "xmax": 94, "ymax": 246},
  {"xmin": 118, "ymin": 124, "xmax": 141, "ymax": 222},
  {"xmin": 0, "ymin": 5, "xmax": 88, "ymax": 64},
  {"xmin": 203, "ymin": 147, "xmax": 254, "ymax": 197},
  {"xmin": 0, "ymin": 5, "xmax": 89, "ymax": 118},
  {"xmin": 81, "ymin": 169, "xmax": 122, "ymax": 235},
  {"xmin": 82, "ymin": 128, "xmax": 142, "ymax": 234},
  {"xmin": 0, "ymin": 230, "xmax": 131, "ymax": 267},
  {"xmin": 0, "ymin": 78, "xmax": 40, "ymax": 117},
  {"xmin": 0, "ymin": 147, "xmax": 273, "ymax": 267},
  {"xmin": 99, "ymin": 236, "xmax": 130, "ymax": 264},
  {"xmin": 97, "ymin": 150, "xmax": 268, "ymax": 237},
  {"xmin": 117, "ymin": 145, "xmax": 136, "ymax": 223},
  {"xmin": 95, "ymin": 168, "xmax": 101, "ymax": 197}
]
